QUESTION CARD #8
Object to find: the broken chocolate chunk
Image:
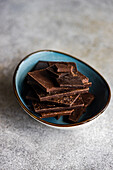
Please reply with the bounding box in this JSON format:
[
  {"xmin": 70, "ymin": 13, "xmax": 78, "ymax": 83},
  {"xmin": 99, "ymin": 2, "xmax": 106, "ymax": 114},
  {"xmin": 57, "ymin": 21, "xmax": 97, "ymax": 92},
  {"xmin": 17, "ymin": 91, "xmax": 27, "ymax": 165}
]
[
  {"xmin": 28, "ymin": 69, "xmax": 59, "ymax": 92},
  {"xmin": 40, "ymin": 109, "xmax": 74, "ymax": 118}
]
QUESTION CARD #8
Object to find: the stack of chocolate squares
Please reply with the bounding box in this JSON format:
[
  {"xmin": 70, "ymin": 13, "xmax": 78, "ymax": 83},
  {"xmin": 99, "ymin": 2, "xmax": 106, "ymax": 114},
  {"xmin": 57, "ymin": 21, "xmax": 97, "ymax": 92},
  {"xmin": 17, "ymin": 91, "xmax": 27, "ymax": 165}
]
[{"xmin": 25, "ymin": 61, "xmax": 94, "ymax": 122}]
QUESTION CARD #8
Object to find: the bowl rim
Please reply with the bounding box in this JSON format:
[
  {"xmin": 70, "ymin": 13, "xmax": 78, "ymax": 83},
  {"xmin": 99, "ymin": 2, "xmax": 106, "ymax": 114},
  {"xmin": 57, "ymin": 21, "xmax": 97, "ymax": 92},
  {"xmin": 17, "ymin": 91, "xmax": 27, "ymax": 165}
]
[{"xmin": 13, "ymin": 49, "xmax": 111, "ymax": 128}]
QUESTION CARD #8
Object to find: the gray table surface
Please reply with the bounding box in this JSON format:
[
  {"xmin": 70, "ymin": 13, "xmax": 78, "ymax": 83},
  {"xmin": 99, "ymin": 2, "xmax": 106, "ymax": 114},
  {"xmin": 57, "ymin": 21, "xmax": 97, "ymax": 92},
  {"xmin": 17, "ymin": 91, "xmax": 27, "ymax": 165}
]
[{"xmin": 0, "ymin": 0, "xmax": 113, "ymax": 169}]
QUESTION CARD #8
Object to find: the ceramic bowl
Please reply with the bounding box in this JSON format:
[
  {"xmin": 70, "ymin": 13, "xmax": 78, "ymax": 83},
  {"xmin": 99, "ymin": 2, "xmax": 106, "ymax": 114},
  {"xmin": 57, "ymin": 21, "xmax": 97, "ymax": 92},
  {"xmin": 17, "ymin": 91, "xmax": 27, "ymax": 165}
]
[{"xmin": 13, "ymin": 50, "xmax": 111, "ymax": 129}]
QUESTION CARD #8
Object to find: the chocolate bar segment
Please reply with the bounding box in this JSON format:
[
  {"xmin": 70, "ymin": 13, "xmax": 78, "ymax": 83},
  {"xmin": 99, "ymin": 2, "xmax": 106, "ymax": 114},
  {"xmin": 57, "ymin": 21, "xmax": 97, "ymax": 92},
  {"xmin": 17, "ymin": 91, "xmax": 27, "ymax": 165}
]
[
  {"xmin": 28, "ymin": 69, "xmax": 59, "ymax": 92},
  {"xmin": 46, "ymin": 94, "xmax": 80, "ymax": 106},
  {"xmin": 40, "ymin": 88, "xmax": 89, "ymax": 101},
  {"xmin": 56, "ymin": 74, "xmax": 84, "ymax": 88},
  {"xmin": 40, "ymin": 109, "xmax": 74, "ymax": 118}
]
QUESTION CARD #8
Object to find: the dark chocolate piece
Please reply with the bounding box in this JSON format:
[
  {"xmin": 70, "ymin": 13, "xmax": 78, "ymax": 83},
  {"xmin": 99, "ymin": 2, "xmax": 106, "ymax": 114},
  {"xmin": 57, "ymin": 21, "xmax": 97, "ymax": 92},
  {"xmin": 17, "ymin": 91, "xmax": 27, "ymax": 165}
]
[
  {"xmin": 40, "ymin": 88, "xmax": 89, "ymax": 101},
  {"xmin": 49, "ymin": 61, "xmax": 77, "ymax": 73},
  {"xmin": 32, "ymin": 96, "xmax": 84, "ymax": 114},
  {"xmin": 46, "ymin": 94, "xmax": 80, "ymax": 106},
  {"xmin": 68, "ymin": 107, "xmax": 85, "ymax": 122},
  {"xmin": 40, "ymin": 109, "xmax": 74, "ymax": 118},
  {"xmin": 57, "ymin": 73, "xmax": 92, "ymax": 88},
  {"xmin": 28, "ymin": 69, "xmax": 59, "ymax": 92},
  {"xmin": 81, "ymin": 93, "xmax": 94, "ymax": 107},
  {"xmin": 56, "ymin": 74, "xmax": 84, "ymax": 88}
]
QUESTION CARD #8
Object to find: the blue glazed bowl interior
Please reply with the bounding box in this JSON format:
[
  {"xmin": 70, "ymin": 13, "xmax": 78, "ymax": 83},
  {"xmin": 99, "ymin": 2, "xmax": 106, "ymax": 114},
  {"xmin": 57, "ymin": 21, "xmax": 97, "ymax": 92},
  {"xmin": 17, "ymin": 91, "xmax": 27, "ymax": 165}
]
[{"xmin": 15, "ymin": 51, "xmax": 110, "ymax": 125}]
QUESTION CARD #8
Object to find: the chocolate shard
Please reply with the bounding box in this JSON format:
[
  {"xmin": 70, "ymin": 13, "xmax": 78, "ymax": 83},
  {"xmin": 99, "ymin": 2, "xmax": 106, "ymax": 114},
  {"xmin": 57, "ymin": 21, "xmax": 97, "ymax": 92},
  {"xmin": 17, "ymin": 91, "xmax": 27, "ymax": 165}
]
[
  {"xmin": 46, "ymin": 94, "xmax": 80, "ymax": 106},
  {"xmin": 56, "ymin": 74, "xmax": 84, "ymax": 88},
  {"xmin": 49, "ymin": 62, "xmax": 77, "ymax": 73},
  {"xmin": 68, "ymin": 107, "xmax": 85, "ymax": 122},
  {"xmin": 46, "ymin": 65, "xmax": 68, "ymax": 78},
  {"xmin": 81, "ymin": 93, "xmax": 94, "ymax": 107},
  {"xmin": 57, "ymin": 73, "xmax": 92, "ymax": 88},
  {"xmin": 40, "ymin": 109, "xmax": 74, "ymax": 118},
  {"xmin": 32, "ymin": 96, "xmax": 84, "ymax": 114}
]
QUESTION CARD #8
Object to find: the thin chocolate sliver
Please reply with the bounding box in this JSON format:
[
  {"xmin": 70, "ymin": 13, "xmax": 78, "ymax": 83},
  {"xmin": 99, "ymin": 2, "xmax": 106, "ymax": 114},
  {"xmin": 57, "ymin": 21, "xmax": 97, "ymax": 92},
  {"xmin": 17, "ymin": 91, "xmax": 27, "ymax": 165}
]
[
  {"xmin": 40, "ymin": 88, "xmax": 89, "ymax": 101},
  {"xmin": 40, "ymin": 109, "xmax": 74, "ymax": 118}
]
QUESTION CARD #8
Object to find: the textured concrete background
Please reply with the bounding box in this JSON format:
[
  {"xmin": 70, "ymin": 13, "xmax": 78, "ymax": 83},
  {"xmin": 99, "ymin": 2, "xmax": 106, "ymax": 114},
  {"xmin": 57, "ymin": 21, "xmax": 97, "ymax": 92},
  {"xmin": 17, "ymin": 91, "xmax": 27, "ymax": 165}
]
[{"xmin": 0, "ymin": 0, "xmax": 113, "ymax": 169}]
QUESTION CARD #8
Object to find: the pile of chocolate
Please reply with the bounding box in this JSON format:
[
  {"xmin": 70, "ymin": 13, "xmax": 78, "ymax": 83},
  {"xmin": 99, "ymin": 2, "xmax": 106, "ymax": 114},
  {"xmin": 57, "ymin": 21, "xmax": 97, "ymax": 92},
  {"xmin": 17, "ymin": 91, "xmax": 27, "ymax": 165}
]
[{"xmin": 25, "ymin": 61, "xmax": 94, "ymax": 123}]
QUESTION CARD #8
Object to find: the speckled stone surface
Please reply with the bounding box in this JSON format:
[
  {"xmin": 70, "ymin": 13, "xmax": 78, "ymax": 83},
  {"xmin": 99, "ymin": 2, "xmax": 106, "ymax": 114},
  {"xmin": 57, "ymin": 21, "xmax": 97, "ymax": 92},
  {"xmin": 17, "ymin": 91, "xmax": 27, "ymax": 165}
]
[{"xmin": 0, "ymin": 0, "xmax": 113, "ymax": 169}]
